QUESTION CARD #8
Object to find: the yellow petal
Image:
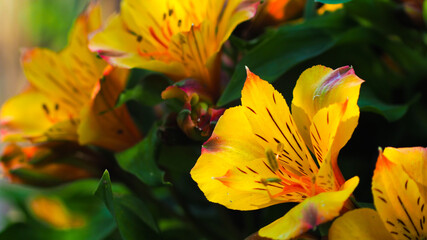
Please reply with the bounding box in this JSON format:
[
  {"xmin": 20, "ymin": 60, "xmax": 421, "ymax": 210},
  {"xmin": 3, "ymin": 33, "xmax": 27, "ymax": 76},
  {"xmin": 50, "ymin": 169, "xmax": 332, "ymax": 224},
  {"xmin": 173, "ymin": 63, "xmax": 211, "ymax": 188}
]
[
  {"xmin": 0, "ymin": 88, "xmax": 78, "ymax": 142},
  {"xmin": 310, "ymin": 101, "xmax": 349, "ymax": 186},
  {"xmin": 3, "ymin": 3, "xmax": 106, "ymax": 143},
  {"xmin": 191, "ymin": 106, "xmax": 286, "ymax": 210},
  {"xmin": 383, "ymin": 147, "xmax": 427, "ymax": 194},
  {"xmin": 329, "ymin": 208, "xmax": 393, "ymax": 240},
  {"xmin": 291, "ymin": 65, "xmax": 363, "ymax": 159},
  {"xmin": 258, "ymin": 176, "xmax": 359, "ymax": 240},
  {"xmin": 241, "ymin": 68, "xmax": 318, "ymax": 177},
  {"xmin": 90, "ymin": 0, "xmax": 257, "ymax": 94},
  {"xmin": 78, "ymin": 67, "xmax": 142, "ymax": 152},
  {"xmin": 22, "ymin": 3, "xmax": 105, "ymax": 104},
  {"xmin": 372, "ymin": 148, "xmax": 427, "ymax": 239},
  {"xmin": 30, "ymin": 196, "xmax": 85, "ymax": 229}
]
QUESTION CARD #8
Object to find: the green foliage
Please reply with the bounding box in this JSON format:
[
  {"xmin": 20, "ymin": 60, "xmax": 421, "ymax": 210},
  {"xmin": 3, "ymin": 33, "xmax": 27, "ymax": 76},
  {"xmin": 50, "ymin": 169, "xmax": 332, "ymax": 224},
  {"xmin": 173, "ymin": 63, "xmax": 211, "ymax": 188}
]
[
  {"xmin": 95, "ymin": 171, "xmax": 160, "ymax": 240},
  {"xmin": 0, "ymin": 180, "xmax": 115, "ymax": 240},
  {"xmin": 115, "ymin": 124, "xmax": 167, "ymax": 187},
  {"xmin": 218, "ymin": 23, "xmax": 336, "ymax": 106}
]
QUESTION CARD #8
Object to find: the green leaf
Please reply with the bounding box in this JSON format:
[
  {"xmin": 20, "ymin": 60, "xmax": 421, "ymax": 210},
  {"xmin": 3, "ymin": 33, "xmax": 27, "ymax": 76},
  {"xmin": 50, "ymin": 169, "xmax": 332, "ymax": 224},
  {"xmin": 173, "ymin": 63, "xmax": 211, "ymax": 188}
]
[
  {"xmin": 117, "ymin": 69, "xmax": 171, "ymax": 107},
  {"xmin": 95, "ymin": 171, "xmax": 160, "ymax": 240},
  {"xmin": 115, "ymin": 123, "xmax": 167, "ymax": 186},
  {"xmin": 316, "ymin": 0, "xmax": 351, "ymax": 3},
  {"xmin": 358, "ymin": 89, "xmax": 421, "ymax": 122},
  {"xmin": 217, "ymin": 25, "xmax": 335, "ymax": 106}
]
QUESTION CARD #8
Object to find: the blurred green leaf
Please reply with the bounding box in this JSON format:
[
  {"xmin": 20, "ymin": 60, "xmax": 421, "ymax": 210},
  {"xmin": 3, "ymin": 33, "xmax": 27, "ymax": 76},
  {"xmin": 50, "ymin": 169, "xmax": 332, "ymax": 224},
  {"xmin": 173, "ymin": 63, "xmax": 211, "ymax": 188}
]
[
  {"xmin": 358, "ymin": 89, "xmax": 421, "ymax": 122},
  {"xmin": 117, "ymin": 69, "xmax": 171, "ymax": 107},
  {"xmin": 95, "ymin": 171, "xmax": 160, "ymax": 240},
  {"xmin": 218, "ymin": 25, "xmax": 335, "ymax": 106},
  {"xmin": 304, "ymin": 0, "xmax": 317, "ymax": 19},
  {"xmin": 115, "ymin": 124, "xmax": 167, "ymax": 186}
]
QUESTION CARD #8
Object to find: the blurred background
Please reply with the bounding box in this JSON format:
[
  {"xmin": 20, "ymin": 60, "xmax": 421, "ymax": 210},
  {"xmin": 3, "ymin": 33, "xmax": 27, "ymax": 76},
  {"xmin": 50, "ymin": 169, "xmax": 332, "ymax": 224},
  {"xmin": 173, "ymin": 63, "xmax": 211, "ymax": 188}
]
[{"xmin": 0, "ymin": 0, "xmax": 120, "ymax": 151}]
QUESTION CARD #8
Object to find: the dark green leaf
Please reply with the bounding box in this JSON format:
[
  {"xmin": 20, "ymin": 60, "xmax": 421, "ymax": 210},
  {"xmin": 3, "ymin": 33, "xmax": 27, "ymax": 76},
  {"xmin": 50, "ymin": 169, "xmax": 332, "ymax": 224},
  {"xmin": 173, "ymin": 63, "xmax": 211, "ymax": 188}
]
[
  {"xmin": 95, "ymin": 171, "xmax": 160, "ymax": 240},
  {"xmin": 115, "ymin": 124, "xmax": 167, "ymax": 186},
  {"xmin": 358, "ymin": 89, "xmax": 421, "ymax": 122},
  {"xmin": 117, "ymin": 69, "xmax": 171, "ymax": 107},
  {"xmin": 217, "ymin": 25, "xmax": 335, "ymax": 106}
]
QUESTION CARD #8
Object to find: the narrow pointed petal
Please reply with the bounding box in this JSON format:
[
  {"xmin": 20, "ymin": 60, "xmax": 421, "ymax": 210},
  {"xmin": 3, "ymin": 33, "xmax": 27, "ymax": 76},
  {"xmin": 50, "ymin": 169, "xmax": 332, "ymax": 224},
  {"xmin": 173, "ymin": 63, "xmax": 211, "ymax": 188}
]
[
  {"xmin": 291, "ymin": 65, "xmax": 363, "ymax": 159},
  {"xmin": 372, "ymin": 148, "xmax": 427, "ymax": 239},
  {"xmin": 241, "ymin": 69, "xmax": 317, "ymax": 178},
  {"xmin": 329, "ymin": 208, "xmax": 393, "ymax": 240},
  {"xmin": 258, "ymin": 177, "xmax": 359, "ymax": 240}
]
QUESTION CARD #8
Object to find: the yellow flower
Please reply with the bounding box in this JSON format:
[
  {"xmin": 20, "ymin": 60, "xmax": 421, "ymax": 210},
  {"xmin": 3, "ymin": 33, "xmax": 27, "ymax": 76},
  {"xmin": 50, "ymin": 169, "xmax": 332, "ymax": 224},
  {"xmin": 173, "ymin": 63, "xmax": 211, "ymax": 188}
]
[
  {"xmin": 89, "ymin": 0, "xmax": 259, "ymax": 98},
  {"xmin": 30, "ymin": 196, "xmax": 85, "ymax": 229},
  {"xmin": 0, "ymin": 3, "xmax": 141, "ymax": 152},
  {"xmin": 191, "ymin": 65, "xmax": 363, "ymax": 239},
  {"xmin": 329, "ymin": 147, "xmax": 427, "ymax": 240}
]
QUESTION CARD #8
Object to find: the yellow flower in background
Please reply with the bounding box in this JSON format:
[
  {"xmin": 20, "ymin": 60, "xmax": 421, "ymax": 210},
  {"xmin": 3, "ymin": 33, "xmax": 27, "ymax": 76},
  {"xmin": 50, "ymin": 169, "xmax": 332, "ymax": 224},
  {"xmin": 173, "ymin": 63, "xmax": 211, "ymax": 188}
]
[
  {"xmin": 30, "ymin": 196, "xmax": 85, "ymax": 229},
  {"xmin": 191, "ymin": 65, "xmax": 363, "ymax": 239},
  {"xmin": 89, "ymin": 0, "xmax": 259, "ymax": 98},
  {"xmin": 0, "ymin": 3, "xmax": 141, "ymax": 152},
  {"xmin": 329, "ymin": 147, "xmax": 427, "ymax": 240}
]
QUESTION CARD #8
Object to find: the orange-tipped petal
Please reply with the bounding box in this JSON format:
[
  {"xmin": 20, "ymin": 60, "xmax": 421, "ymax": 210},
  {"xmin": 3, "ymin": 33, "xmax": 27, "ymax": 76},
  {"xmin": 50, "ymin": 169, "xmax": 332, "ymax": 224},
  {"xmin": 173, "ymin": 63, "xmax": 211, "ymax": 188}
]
[
  {"xmin": 329, "ymin": 208, "xmax": 393, "ymax": 240},
  {"xmin": 258, "ymin": 176, "xmax": 359, "ymax": 240},
  {"xmin": 372, "ymin": 147, "xmax": 427, "ymax": 239}
]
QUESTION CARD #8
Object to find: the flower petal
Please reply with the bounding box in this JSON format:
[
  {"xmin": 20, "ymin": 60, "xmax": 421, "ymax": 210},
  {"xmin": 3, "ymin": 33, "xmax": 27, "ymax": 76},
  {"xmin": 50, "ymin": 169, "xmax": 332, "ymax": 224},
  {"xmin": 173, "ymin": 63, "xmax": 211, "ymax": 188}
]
[
  {"xmin": 0, "ymin": 88, "xmax": 78, "ymax": 142},
  {"xmin": 291, "ymin": 65, "xmax": 363, "ymax": 160},
  {"xmin": 191, "ymin": 106, "xmax": 288, "ymax": 210},
  {"xmin": 258, "ymin": 176, "xmax": 359, "ymax": 240},
  {"xmin": 382, "ymin": 147, "xmax": 427, "ymax": 196},
  {"xmin": 78, "ymin": 68, "xmax": 142, "ymax": 152},
  {"xmin": 329, "ymin": 208, "xmax": 393, "ymax": 240},
  {"xmin": 242, "ymin": 68, "xmax": 317, "ymax": 178},
  {"xmin": 372, "ymin": 148, "xmax": 427, "ymax": 239}
]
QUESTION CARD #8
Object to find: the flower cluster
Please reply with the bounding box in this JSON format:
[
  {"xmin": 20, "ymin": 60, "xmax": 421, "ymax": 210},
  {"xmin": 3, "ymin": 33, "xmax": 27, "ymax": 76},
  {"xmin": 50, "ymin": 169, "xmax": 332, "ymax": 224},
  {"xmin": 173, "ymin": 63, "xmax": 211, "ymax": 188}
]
[{"xmin": 0, "ymin": 0, "xmax": 425, "ymax": 239}]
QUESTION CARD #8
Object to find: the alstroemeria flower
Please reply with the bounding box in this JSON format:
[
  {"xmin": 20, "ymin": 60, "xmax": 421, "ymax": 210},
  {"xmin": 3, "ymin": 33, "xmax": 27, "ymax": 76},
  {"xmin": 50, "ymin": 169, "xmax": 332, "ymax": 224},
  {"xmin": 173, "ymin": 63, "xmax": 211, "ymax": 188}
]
[
  {"xmin": 191, "ymin": 65, "xmax": 363, "ymax": 239},
  {"xmin": 0, "ymin": 3, "xmax": 141, "ymax": 152},
  {"xmin": 89, "ymin": 0, "xmax": 259, "ymax": 98},
  {"xmin": 329, "ymin": 147, "xmax": 427, "ymax": 240}
]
